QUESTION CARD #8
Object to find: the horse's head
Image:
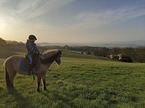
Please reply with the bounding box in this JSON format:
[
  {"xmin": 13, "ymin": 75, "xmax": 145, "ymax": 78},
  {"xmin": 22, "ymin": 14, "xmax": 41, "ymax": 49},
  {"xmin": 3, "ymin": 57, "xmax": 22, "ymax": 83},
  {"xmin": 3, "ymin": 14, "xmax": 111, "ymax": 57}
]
[
  {"xmin": 41, "ymin": 49, "xmax": 62, "ymax": 65},
  {"xmin": 54, "ymin": 50, "xmax": 62, "ymax": 65}
]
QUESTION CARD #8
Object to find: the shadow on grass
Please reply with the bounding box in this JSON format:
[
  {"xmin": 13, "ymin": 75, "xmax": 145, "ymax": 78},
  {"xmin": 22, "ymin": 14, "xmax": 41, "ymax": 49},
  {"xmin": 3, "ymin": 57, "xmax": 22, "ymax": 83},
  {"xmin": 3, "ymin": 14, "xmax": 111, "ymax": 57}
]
[{"xmin": 8, "ymin": 88, "xmax": 35, "ymax": 108}]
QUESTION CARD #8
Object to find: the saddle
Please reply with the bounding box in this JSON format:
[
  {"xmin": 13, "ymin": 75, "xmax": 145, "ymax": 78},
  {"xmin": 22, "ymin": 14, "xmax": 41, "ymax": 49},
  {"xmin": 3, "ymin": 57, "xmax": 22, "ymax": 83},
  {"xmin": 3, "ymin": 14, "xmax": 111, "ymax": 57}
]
[{"xmin": 20, "ymin": 54, "xmax": 40, "ymax": 72}]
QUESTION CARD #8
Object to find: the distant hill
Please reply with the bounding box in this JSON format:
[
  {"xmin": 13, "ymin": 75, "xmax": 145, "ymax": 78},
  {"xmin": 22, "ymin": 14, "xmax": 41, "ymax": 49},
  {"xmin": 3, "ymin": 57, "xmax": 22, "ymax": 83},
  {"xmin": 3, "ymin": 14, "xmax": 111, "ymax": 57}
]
[
  {"xmin": 37, "ymin": 40, "xmax": 145, "ymax": 48},
  {"xmin": 87, "ymin": 40, "xmax": 145, "ymax": 48}
]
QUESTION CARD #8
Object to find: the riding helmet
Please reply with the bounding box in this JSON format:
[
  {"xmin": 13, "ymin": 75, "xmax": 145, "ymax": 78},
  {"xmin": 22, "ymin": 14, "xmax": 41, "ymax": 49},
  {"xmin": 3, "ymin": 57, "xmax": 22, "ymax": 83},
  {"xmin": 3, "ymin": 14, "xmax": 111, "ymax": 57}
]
[{"xmin": 28, "ymin": 35, "xmax": 37, "ymax": 40}]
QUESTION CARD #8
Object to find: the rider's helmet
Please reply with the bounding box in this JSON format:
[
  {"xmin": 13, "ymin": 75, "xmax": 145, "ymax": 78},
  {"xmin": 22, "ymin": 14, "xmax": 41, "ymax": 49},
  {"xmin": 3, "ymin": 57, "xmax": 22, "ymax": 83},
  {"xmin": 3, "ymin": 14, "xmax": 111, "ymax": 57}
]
[{"xmin": 28, "ymin": 35, "xmax": 37, "ymax": 40}]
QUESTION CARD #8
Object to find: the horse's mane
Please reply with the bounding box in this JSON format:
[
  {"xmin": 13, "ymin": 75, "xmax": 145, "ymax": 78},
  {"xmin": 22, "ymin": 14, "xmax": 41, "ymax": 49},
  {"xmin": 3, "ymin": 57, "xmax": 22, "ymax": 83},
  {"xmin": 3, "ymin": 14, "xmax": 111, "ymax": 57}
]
[
  {"xmin": 43, "ymin": 49, "xmax": 59, "ymax": 55},
  {"xmin": 40, "ymin": 49, "xmax": 60, "ymax": 64}
]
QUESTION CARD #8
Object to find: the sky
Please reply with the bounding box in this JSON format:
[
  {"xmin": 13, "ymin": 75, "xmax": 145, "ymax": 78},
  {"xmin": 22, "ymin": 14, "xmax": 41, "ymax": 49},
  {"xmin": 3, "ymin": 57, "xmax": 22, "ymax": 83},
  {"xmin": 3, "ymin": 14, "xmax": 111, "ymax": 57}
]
[{"xmin": 0, "ymin": 0, "xmax": 145, "ymax": 43}]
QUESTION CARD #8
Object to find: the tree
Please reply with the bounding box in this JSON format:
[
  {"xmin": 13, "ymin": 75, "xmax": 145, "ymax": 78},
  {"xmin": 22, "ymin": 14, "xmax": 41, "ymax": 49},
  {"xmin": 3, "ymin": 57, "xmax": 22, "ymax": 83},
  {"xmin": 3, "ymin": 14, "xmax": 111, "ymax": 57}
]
[
  {"xmin": 64, "ymin": 45, "xmax": 70, "ymax": 50},
  {"xmin": 86, "ymin": 51, "xmax": 91, "ymax": 55},
  {"xmin": 0, "ymin": 37, "xmax": 6, "ymax": 46}
]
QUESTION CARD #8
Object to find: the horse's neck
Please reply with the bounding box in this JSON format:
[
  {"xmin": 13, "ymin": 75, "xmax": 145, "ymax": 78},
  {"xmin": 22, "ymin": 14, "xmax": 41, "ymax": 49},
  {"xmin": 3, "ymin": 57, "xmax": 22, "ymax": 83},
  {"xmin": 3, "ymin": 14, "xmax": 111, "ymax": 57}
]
[{"xmin": 40, "ymin": 53, "xmax": 57, "ymax": 65}]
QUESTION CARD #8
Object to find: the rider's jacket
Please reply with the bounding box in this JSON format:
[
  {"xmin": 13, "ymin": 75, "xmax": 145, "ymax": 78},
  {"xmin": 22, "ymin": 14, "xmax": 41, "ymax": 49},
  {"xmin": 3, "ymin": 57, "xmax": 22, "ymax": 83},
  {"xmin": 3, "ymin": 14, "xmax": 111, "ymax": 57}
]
[
  {"xmin": 26, "ymin": 39, "xmax": 40, "ymax": 55},
  {"xmin": 26, "ymin": 39, "xmax": 41, "ymax": 64}
]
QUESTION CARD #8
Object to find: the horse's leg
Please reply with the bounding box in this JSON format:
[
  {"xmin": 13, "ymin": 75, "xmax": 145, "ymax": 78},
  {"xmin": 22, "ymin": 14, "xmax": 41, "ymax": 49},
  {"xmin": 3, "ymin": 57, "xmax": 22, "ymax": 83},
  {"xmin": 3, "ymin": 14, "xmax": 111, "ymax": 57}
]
[
  {"xmin": 5, "ymin": 68, "xmax": 13, "ymax": 88},
  {"xmin": 41, "ymin": 75, "xmax": 47, "ymax": 91},
  {"xmin": 9, "ymin": 71, "xmax": 16, "ymax": 88},
  {"xmin": 5, "ymin": 68, "xmax": 16, "ymax": 88},
  {"xmin": 36, "ymin": 75, "xmax": 41, "ymax": 92}
]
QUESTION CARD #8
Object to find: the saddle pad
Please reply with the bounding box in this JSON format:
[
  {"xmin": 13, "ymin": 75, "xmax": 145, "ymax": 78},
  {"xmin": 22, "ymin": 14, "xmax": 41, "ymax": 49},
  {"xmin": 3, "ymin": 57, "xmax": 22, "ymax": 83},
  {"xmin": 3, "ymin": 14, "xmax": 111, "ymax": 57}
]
[{"xmin": 20, "ymin": 56, "xmax": 40, "ymax": 71}]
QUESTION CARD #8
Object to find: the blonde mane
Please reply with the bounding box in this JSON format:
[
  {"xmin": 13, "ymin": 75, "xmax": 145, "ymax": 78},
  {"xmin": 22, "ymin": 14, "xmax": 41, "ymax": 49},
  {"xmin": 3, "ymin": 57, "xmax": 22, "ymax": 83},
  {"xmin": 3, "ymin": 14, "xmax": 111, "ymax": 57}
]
[
  {"xmin": 40, "ymin": 49, "xmax": 60, "ymax": 64},
  {"xmin": 43, "ymin": 49, "xmax": 59, "ymax": 55}
]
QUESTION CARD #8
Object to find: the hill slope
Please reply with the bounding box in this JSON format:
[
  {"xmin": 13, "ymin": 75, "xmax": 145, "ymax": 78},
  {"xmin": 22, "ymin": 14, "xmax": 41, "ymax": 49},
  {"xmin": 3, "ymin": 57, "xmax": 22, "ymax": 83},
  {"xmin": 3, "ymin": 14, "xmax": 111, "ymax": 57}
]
[{"xmin": 0, "ymin": 57, "xmax": 145, "ymax": 107}]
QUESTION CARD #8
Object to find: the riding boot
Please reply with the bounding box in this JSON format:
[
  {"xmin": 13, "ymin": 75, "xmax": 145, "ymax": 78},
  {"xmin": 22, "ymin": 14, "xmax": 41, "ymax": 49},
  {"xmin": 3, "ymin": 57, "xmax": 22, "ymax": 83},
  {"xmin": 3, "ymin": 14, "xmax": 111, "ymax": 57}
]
[
  {"xmin": 29, "ymin": 64, "xmax": 33, "ymax": 75},
  {"xmin": 32, "ymin": 68, "xmax": 36, "ymax": 80},
  {"xmin": 29, "ymin": 54, "xmax": 36, "ymax": 75},
  {"xmin": 29, "ymin": 68, "xmax": 35, "ymax": 75},
  {"xmin": 29, "ymin": 54, "xmax": 38, "ymax": 80},
  {"xmin": 29, "ymin": 68, "xmax": 36, "ymax": 80}
]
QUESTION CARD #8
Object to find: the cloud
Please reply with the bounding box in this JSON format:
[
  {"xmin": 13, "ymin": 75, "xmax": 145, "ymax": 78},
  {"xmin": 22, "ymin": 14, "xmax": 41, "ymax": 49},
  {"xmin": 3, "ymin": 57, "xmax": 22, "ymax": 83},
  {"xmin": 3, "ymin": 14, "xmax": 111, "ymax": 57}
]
[
  {"xmin": 47, "ymin": 2, "xmax": 145, "ymax": 42},
  {"xmin": 0, "ymin": 0, "xmax": 75, "ymax": 21},
  {"xmin": 0, "ymin": 0, "xmax": 76, "ymax": 34},
  {"xmin": 74, "ymin": 2, "xmax": 145, "ymax": 28},
  {"xmin": 16, "ymin": 0, "xmax": 75, "ymax": 20},
  {"xmin": 0, "ymin": 0, "xmax": 10, "ymax": 5},
  {"xmin": 0, "ymin": 0, "xmax": 144, "ymax": 43}
]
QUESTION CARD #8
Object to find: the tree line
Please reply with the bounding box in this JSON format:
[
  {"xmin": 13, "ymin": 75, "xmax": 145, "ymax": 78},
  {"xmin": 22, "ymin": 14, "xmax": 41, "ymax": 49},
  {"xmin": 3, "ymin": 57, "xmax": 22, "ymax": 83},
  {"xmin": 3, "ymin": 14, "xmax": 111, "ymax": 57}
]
[
  {"xmin": 68, "ymin": 46, "xmax": 145, "ymax": 63},
  {"xmin": 0, "ymin": 37, "xmax": 24, "ymax": 46},
  {"xmin": 0, "ymin": 37, "xmax": 25, "ymax": 52},
  {"xmin": 1, "ymin": 38, "xmax": 145, "ymax": 62}
]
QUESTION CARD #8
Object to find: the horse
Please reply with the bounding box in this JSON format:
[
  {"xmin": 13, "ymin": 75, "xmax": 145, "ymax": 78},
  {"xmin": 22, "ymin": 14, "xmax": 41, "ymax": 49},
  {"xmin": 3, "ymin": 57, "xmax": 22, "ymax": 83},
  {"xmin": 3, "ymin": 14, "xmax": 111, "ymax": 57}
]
[{"xmin": 3, "ymin": 49, "xmax": 62, "ymax": 92}]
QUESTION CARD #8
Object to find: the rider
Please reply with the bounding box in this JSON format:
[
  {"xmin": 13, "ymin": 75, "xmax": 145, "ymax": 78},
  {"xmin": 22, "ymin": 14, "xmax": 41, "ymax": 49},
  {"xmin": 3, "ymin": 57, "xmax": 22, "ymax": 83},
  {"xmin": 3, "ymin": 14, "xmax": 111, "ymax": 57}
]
[{"xmin": 26, "ymin": 35, "xmax": 41, "ymax": 75}]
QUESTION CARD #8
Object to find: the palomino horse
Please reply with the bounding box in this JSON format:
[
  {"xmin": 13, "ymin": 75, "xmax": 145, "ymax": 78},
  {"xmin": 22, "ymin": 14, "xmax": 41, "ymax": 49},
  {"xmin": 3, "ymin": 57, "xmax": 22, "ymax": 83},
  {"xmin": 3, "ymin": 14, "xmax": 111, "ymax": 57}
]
[{"xmin": 3, "ymin": 50, "xmax": 62, "ymax": 92}]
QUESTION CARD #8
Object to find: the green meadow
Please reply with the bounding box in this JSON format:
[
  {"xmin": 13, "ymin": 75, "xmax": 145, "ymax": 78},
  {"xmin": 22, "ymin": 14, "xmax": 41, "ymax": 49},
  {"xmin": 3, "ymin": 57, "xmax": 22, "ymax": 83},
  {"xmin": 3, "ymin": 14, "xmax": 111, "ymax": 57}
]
[{"xmin": 0, "ymin": 51, "xmax": 145, "ymax": 108}]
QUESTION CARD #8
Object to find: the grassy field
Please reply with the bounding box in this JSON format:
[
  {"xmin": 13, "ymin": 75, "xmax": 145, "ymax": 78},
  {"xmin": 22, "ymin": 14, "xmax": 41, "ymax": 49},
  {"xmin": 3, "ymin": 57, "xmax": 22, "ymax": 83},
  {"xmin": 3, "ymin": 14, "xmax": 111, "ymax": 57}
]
[{"xmin": 0, "ymin": 55, "xmax": 145, "ymax": 108}]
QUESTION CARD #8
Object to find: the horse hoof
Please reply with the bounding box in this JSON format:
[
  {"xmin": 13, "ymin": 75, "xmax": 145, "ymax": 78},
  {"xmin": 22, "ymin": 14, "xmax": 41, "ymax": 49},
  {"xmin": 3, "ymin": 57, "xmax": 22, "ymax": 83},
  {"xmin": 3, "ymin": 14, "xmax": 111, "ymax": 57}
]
[
  {"xmin": 44, "ymin": 87, "xmax": 47, "ymax": 91},
  {"xmin": 37, "ymin": 89, "xmax": 40, "ymax": 92}
]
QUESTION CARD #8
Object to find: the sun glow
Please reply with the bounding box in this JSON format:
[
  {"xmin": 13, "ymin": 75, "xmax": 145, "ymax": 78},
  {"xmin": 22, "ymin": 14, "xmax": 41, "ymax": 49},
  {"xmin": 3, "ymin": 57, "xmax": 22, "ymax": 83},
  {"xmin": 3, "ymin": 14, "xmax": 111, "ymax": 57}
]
[{"xmin": 0, "ymin": 19, "xmax": 6, "ymax": 31}]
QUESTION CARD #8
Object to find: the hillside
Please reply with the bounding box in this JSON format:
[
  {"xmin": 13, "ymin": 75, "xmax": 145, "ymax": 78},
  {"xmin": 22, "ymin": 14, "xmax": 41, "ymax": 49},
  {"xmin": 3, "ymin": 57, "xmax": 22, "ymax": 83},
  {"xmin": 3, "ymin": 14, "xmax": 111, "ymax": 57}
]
[
  {"xmin": 1, "ymin": 38, "xmax": 145, "ymax": 62},
  {"xmin": 0, "ymin": 57, "xmax": 145, "ymax": 107},
  {"xmin": 0, "ymin": 38, "xmax": 108, "ymax": 60},
  {"xmin": 0, "ymin": 40, "xmax": 145, "ymax": 107}
]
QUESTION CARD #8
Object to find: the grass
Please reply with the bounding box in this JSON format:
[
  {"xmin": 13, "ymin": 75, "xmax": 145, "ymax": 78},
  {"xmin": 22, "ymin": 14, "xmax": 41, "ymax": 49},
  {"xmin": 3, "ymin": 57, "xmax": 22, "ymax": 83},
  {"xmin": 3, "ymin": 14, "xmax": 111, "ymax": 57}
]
[
  {"xmin": 0, "ymin": 55, "xmax": 145, "ymax": 107},
  {"xmin": 62, "ymin": 50, "xmax": 109, "ymax": 60}
]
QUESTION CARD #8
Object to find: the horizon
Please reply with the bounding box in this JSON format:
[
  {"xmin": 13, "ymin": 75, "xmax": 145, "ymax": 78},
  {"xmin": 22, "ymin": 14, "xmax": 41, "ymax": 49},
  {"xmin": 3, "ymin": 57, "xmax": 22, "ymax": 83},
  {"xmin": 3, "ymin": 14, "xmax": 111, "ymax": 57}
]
[
  {"xmin": 0, "ymin": 0, "xmax": 145, "ymax": 43},
  {"xmin": 1, "ymin": 37, "xmax": 145, "ymax": 44}
]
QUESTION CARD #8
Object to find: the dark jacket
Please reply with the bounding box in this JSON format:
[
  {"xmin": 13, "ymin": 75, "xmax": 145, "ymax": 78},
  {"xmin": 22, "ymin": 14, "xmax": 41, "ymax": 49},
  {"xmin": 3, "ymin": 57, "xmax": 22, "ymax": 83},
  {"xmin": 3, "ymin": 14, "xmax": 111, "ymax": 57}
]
[{"xmin": 26, "ymin": 39, "xmax": 40, "ymax": 55}]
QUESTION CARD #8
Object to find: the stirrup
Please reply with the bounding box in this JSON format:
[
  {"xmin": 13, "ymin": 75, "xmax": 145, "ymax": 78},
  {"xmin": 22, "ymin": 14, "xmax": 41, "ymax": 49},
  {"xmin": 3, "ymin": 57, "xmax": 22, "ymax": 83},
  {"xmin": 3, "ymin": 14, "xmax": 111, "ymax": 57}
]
[
  {"xmin": 29, "ymin": 68, "xmax": 36, "ymax": 75},
  {"xmin": 32, "ymin": 68, "xmax": 36, "ymax": 80},
  {"xmin": 33, "ymin": 74, "xmax": 35, "ymax": 80}
]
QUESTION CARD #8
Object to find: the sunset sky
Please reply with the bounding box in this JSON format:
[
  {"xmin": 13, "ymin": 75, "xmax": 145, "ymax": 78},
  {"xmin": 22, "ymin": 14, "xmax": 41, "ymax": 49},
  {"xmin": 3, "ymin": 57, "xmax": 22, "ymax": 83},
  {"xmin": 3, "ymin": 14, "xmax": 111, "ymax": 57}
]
[{"xmin": 0, "ymin": 0, "xmax": 145, "ymax": 43}]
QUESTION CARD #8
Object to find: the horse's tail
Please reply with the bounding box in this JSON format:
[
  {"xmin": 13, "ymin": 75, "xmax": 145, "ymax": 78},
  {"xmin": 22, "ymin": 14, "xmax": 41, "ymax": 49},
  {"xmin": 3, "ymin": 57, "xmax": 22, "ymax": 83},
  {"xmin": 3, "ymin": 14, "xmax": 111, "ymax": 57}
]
[{"xmin": 5, "ymin": 67, "xmax": 13, "ymax": 88}]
